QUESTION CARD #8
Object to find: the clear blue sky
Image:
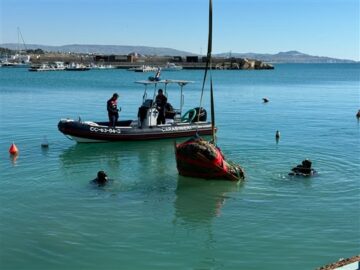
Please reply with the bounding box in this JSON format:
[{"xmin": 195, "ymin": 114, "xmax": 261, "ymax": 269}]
[{"xmin": 1, "ymin": 0, "xmax": 359, "ymax": 60}]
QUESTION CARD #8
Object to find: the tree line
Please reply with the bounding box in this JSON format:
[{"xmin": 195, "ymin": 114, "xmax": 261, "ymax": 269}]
[{"xmin": 0, "ymin": 47, "xmax": 45, "ymax": 55}]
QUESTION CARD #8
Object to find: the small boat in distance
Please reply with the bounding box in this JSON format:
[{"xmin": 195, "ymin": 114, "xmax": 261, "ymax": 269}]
[
  {"xmin": 1, "ymin": 28, "xmax": 31, "ymax": 68},
  {"xmin": 29, "ymin": 61, "xmax": 65, "ymax": 72},
  {"xmin": 129, "ymin": 65, "xmax": 158, "ymax": 72},
  {"xmin": 162, "ymin": 62, "xmax": 183, "ymax": 71},
  {"xmin": 65, "ymin": 62, "xmax": 90, "ymax": 71},
  {"xmin": 1, "ymin": 55, "xmax": 31, "ymax": 68},
  {"xmin": 58, "ymin": 79, "xmax": 214, "ymax": 142},
  {"xmin": 89, "ymin": 64, "xmax": 115, "ymax": 70}
]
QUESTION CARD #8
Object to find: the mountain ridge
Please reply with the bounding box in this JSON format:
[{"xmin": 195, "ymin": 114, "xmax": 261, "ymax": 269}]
[
  {"xmin": 0, "ymin": 43, "xmax": 356, "ymax": 63},
  {"xmin": 214, "ymin": 50, "xmax": 356, "ymax": 63}
]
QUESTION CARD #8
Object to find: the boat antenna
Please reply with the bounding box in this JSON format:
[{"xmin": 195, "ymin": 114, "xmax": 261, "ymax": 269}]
[
  {"xmin": 197, "ymin": 0, "xmax": 215, "ymax": 143},
  {"xmin": 208, "ymin": 0, "xmax": 216, "ymax": 144}
]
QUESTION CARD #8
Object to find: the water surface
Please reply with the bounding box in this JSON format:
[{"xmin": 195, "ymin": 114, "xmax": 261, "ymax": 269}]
[{"xmin": 0, "ymin": 64, "xmax": 359, "ymax": 269}]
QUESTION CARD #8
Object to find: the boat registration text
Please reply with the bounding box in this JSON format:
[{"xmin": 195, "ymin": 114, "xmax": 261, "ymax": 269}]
[{"xmin": 90, "ymin": 127, "xmax": 122, "ymax": 134}]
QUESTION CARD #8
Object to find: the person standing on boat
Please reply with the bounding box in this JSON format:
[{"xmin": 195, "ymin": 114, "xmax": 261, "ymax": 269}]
[
  {"xmin": 107, "ymin": 93, "xmax": 120, "ymax": 127},
  {"xmin": 155, "ymin": 89, "xmax": 167, "ymax": 125}
]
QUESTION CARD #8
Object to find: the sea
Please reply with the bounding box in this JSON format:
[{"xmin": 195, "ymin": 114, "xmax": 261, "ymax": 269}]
[{"xmin": 0, "ymin": 64, "xmax": 359, "ymax": 270}]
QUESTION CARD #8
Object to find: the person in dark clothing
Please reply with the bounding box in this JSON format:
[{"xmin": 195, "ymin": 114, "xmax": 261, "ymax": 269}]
[
  {"xmin": 107, "ymin": 93, "xmax": 120, "ymax": 127},
  {"xmin": 155, "ymin": 89, "xmax": 167, "ymax": 125},
  {"xmin": 90, "ymin": 171, "xmax": 108, "ymax": 187},
  {"xmin": 289, "ymin": 159, "xmax": 317, "ymax": 176}
]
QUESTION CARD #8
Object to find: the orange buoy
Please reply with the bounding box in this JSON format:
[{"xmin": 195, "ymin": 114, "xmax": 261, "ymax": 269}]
[{"xmin": 9, "ymin": 143, "xmax": 19, "ymax": 155}]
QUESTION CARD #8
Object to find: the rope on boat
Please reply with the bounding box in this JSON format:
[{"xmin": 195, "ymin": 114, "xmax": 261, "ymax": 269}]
[{"xmin": 197, "ymin": 0, "xmax": 213, "ymax": 138}]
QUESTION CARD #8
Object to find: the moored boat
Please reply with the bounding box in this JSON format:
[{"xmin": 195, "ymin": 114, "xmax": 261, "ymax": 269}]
[
  {"xmin": 129, "ymin": 65, "xmax": 158, "ymax": 72},
  {"xmin": 29, "ymin": 61, "xmax": 65, "ymax": 72},
  {"xmin": 65, "ymin": 62, "xmax": 90, "ymax": 71},
  {"xmin": 162, "ymin": 62, "xmax": 183, "ymax": 71},
  {"xmin": 1, "ymin": 28, "xmax": 31, "ymax": 68}
]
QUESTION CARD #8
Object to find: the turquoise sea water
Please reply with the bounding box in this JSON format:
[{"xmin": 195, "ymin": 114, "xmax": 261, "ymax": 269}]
[{"xmin": 0, "ymin": 64, "xmax": 359, "ymax": 269}]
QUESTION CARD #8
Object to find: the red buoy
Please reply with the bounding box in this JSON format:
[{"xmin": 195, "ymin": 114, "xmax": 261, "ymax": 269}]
[{"xmin": 9, "ymin": 143, "xmax": 19, "ymax": 155}]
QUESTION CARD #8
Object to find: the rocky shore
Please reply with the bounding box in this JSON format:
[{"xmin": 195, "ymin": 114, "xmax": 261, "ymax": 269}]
[{"xmin": 214, "ymin": 58, "xmax": 274, "ymax": 70}]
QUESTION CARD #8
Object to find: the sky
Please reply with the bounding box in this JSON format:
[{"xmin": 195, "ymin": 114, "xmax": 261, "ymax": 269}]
[{"xmin": 0, "ymin": 0, "xmax": 359, "ymax": 61}]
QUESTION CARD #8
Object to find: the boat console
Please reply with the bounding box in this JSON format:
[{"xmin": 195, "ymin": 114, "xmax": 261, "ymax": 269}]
[{"xmin": 138, "ymin": 99, "xmax": 158, "ymax": 128}]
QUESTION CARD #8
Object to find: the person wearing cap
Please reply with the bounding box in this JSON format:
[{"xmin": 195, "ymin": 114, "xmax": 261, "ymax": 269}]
[{"xmin": 107, "ymin": 93, "xmax": 120, "ymax": 127}]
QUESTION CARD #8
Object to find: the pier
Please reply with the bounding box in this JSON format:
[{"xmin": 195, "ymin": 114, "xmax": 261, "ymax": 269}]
[{"xmin": 28, "ymin": 52, "xmax": 274, "ymax": 70}]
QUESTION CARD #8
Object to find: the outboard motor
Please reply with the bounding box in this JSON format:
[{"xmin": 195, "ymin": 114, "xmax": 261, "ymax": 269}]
[{"xmin": 189, "ymin": 107, "xmax": 207, "ymax": 122}]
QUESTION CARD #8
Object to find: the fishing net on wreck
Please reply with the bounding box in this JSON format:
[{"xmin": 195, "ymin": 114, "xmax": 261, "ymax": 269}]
[{"xmin": 175, "ymin": 137, "xmax": 245, "ymax": 181}]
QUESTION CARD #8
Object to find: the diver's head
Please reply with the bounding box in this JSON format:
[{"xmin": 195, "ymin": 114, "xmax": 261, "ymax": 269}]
[{"xmin": 97, "ymin": 170, "xmax": 108, "ymax": 185}]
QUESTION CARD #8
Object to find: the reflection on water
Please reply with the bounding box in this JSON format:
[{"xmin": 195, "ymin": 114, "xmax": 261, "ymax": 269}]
[
  {"xmin": 59, "ymin": 140, "xmax": 177, "ymax": 168},
  {"xmin": 58, "ymin": 140, "xmax": 183, "ymax": 192},
  {"xmin": 174, "ymin": 177, "xmax": 243, "ymax": 226},
  {"xmin": 9, "ymin": 154, "xmax": 18, "ymax": 166}
]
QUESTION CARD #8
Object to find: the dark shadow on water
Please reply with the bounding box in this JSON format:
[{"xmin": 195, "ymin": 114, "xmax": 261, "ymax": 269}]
[
  {"xmin": 41, "ymin": 146, "xmax": 49, "ymax": 157},
  {"xmin": 173, "ymin": 177, "xmax": 244, "ymax": 227}
]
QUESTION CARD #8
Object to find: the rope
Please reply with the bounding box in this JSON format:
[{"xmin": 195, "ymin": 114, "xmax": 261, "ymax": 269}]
[{"xmin": 197, "ymin": 0, "xmax": 214, "ymax": 139}]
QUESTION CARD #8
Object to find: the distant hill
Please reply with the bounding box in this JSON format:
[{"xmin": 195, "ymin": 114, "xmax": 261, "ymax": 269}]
[
  {"xmin": 0, "ymin": 43, "xmax": 196, "ymax": 57},
  {"xmin": 214, "ymin": 50, "xmax": 356, "ymax": 63},
  {"xmin": 0, "ymin": 43, "xmax": 356, "ymax": 63}
]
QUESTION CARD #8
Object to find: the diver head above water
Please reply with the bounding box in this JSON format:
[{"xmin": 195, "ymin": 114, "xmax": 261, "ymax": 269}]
[{"xmin": 91, "ymin": 170, "xmax": 108, "ymax": 186}]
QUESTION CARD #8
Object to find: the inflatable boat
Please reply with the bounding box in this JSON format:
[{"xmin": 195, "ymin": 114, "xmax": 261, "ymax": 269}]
[{"xmin": 58, "ymin": 79, "xmax": 214, "ymax": 143}]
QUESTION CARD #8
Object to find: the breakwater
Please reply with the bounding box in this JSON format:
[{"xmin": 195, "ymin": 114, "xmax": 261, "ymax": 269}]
[{"xmin": 28, "ymin": 52, "xmax": 274, "ymax": 70}]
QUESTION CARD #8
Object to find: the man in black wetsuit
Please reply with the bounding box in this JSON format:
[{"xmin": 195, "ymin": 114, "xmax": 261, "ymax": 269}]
[
  {"xmin": 90, "ymin": 171, "xmax": 108, "ymax": 187},
  {"xmin": 107, "ymin": 93, "xmax": 120, "ymax": 127},
  {"xmin": 155, "ymin": 89, "xmax": 167, "ymax": 125}
]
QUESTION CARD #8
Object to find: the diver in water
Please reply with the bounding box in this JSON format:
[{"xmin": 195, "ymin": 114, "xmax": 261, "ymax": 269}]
[
  {"xmin": 289, "ymin": 159, "xmax": 317, "ymax": 176},
  {"xmin": 155, "ymin": 89, "xmax": 167, "ymax": 125},
  {"xmin": 90, "ymin": 171, "xmax": 109, "ymax": 187}
]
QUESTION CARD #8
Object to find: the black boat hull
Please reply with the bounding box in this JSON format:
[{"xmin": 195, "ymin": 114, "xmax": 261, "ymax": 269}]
[{"xmin": 58, "ymin": 119, "xmax": 214, "ymax": 142}]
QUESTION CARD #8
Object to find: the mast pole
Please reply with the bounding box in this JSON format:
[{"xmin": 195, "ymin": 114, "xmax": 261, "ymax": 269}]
[{"xmin": 208, "ymin": 0, "xmax": 216, "ymax": 143}]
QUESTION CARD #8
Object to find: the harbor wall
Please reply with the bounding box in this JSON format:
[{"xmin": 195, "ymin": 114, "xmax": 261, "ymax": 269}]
[{"xmin": 28, "ymin": 53, "xmax": 274, "ymax": 70}]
